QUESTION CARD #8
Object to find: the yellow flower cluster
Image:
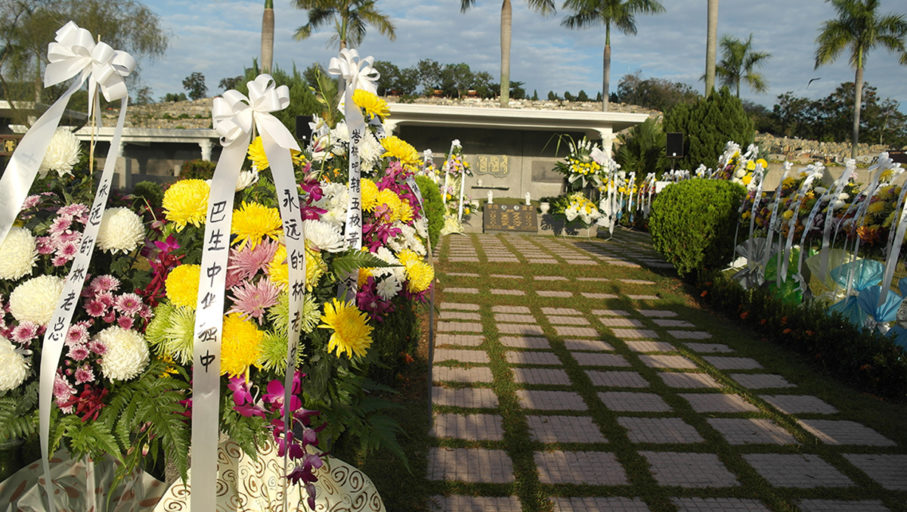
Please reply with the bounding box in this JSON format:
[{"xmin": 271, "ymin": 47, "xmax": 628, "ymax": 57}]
[
  {"xmin": 568, "ymin": 157, "xmax": 601, "ymax": 176},
  {"xmin": 165, "ymin": 264, "xmax": 201, "ymax": 309},
  {"xmin": 247, "ymin": 136, "xmax": 269, "ymax": 171},
  {"xmin": 353, "ymin": 89, "xmax": 390, "ymax": 119},
  {"xmin": 319, "ymin": 298, "xmax": 374, "ymax": 359},
  {"xmin": 220, "ymin": 313, "xmax": 263, "ymax": 378},
  {"xmin": 398, "ymin": 249, "xmax": 434, "ymax": 293},
  {"xmin": 163, "ymin": 179, "xmax": 210, "ymax": 231},
  {"xmin": 381, "ymin": 136, "xmax": 420, "ymax": 168},
  {"xmin": 231, "ymin": 201, "xmax": 282, "ymax": 250}
]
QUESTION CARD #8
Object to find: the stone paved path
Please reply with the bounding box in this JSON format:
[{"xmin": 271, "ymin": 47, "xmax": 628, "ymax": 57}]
[{"xmin": 427, "ymin": 231, "xmax": 905, "ymax": 512}]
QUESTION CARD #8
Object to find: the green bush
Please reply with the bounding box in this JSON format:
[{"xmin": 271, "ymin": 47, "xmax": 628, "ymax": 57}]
[
  {"xmin": 415, "ymin": 175, "xmax": 444, "ymax": 251},
  {"xmin": 180, "ymin": 159, "xmax": 216, "ymax": 180},
  {"xmin": 663, "ymin": 87, "xmax": 754, "ymax": 170},
  {"xmin": 699, "ymin": 272, "xmax": 907, "ymax": 400},
  {"xmin": 649, "ymin": 178, "xmax": 745, "ymax": 279},
  {"xmin": 132, "ymin": 181, "xmax": 165, "ymax": 211}
]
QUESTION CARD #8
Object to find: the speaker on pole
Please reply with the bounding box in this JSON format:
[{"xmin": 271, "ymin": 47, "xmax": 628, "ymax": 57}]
[
  {"xmin": 666, "ymin": 132, "xmax": 684, "ymax": 158},
  {"xmin": 295, "ymin": 115, "xmax": 313, "ymax": 143}
]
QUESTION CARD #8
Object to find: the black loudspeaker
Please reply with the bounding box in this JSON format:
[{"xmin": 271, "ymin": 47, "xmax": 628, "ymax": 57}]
[
  {"xmin": 295, "ymin": 115, "xmax": 313, "ymax": 142},
  {"xmin": 666, "ymin": 132, "xmax": 684, "ymax": 158}
]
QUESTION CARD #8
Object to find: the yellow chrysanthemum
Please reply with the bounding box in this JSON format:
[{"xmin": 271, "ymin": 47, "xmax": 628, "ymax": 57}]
[
  {"xmin": 782, "ymin": 209, "xmax": 794, "ymax": 221},
  {"xmin": 742, "ymin": 174, "xmax": 753, "ymax": 185},
  {"xmin": 746, "ymin": 160, "xmax": 756, "ymax": 171},
  {"xmin": 867, "ymin": 200, "xmax": 887, "ymax": 215},
  {"xmin": 353, "ymin": 89, "xmax": 390, "ymax": 119},
  {"xmin": 269, "ymin": 245, "xmax": 289, "ymax": 288},
  {"xmin": 221, "ymin": 313, "xmax": 264, "ymax": 378},
  {"xmin": 165, "ymin": 264, "xmax": 201, "ymax": 309},
  {"xmin": 358, "ymin": 267, "xmax": 373, "ymax": 287},
  {"xmin": 306, "ymin": 247, "xmax": 327, "ymax": 290},
  {"xmin": 394, "ymin": 200, "xmax": 414, "ymax": 223},
  {"xmin": 397, "ymin": 249, "xmax": 420, "ymax": 268},
  {"xmin": 248, "ymin": 136, "xmax": 269, "ymax": 171},
  {"xmin": 319, "ymin": 299, "xmax": 373, "ymax": 359},
  {"xmin": 163, "ymin": 179, "xmax": 210, "ymax": 231},
  {"xmin": 879, "ymin": 169, "xmax": 894, "ymax": 182},
  {"xmin": 405, "ymin": 259, "xmax": 434, "ymax": 293},
  {"xmin": 361, "ymin": 178, "xmax": 379, "ymax": 211},
  {"xmin": 375, "ymin": 188, "xmax": 403, "ymax": 219},
  {"xmin": 380, "ymin": 136, "xmax": 420, "ymax": 167},
  {"xmin": 232, "ymin": 201, "xmax": 282, "ymax": 250},
  {"xmin": 756, "ymin": 158, "xmax": 768, "ymax": 168},
  {"xmin": 292, "ymin": 149, "xmax": 306, "ymax": 167}
]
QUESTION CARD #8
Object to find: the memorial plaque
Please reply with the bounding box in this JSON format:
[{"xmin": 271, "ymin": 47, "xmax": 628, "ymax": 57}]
[
  {"xmin": 469, "ymin": 154, "xmax": 511, "ymax": 178},
  {"xmin": 483, "ymin": 204, "xmax": 538, "ymax": 233}
]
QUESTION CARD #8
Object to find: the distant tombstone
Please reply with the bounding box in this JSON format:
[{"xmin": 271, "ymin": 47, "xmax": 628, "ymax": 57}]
[{"xmin": 483, "ymin": 204, "xmax": 538, "ymax": 233}]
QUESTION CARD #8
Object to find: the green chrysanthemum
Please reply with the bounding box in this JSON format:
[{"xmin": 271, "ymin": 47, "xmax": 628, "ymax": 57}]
[
  {"xmin": 258, "ymin": 331, "xmax": 306, "ymax": 372},
  {"xmin": 163, "ymin": 305, "xmax": 197, "ymax": 364},
  {"xmin": 266, "ymin": 293, "xmax": 320, "ymax": 337}
]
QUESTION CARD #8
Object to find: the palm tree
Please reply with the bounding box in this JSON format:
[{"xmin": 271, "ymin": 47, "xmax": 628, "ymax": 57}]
[
  {"xmin": 293, "ymin": 0, "xmax": 396, "ymax": 50},
  {"xmin": 716, "ymin": 34, "xmax": 770, "ymax": 97},
  {"xmin": 815, "ymin": 0, "xmax": 907, "ymax": 158},
  {"xmin": 460, "ymin": 0, "xmax": 555, "ymax": 108},
  {"xmin": 261, "ymin": 0, "xmax": 274, "ymax": 73},
  {"xmin": 561, "ymin": 0, "xmax": 665, "ymax": 112},
  {"xmin": 704, "ymin": 0, "xmax": 718, "ymax": 96}
]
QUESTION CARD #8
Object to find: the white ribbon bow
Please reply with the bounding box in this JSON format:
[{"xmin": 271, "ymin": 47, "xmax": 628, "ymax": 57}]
[
  {"xmin": 44, "ymin": 21, "xmax": 135, "ymax": 102},
  {"xmin": 328, "ymin": 49, "xmax": 379, "ymax": 94},
  {"xmin": 212, "ymin": 74, "xmax": 300, "ymax": 150}
]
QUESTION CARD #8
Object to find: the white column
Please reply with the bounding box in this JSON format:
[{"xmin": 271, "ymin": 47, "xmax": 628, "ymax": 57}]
[{"xmin": 199, "ymin": 139, "xmax": 214, "ymax": 161}]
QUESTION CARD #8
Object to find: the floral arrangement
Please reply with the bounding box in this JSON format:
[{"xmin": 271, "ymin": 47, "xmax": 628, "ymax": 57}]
[
  {"xmin": 550, "ymin": 192, "xmax": 606, "ymax": 227},
  {"xmin": 714, "ymin": 141, "xmax": 767, "ymax": 189},
  {"xmin": 553, "ymin": 136, "xmax": 610, "ymax": 191},
  {"xmin": 0, "ymin": 70, "xmax": 435, "ymax": 509}
]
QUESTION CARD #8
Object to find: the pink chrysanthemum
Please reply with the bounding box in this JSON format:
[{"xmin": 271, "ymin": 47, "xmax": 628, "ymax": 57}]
[
  {"xmin": 228, "ymin": 239, "xmax": 279, "ymax": 284},
  {"xmin": 74, "ymin": 365, "xmax": 95, "ymax": 385},
  {"xmin": 117, "ymin": 316, "xmax": 134, "ymax": 330},
  {"xmin": 88, "ymin": 340, "xmax": 106, "ymax": 355},
  {"xmin": 36, "ymin": 237, "xmax": 54, "ymax": 255},
  {"xmin": 114, "ymin": 293, "xmax": 142, "ymax": 315},
  {"xmin": 91, "ymin": 275, "xmax": 120, "ymax": 293},
  {"xmin": 50, "ymin": 216, "xmax": 72, "ymax": 234},
  {"xmin": 58, "ymin": 231, "xmax": 80, "ymax": 244},
  {"xmin": 58, "ymin": 204, "xmax": 88, "ymax": 218},
  {"xmin": 53, "ymin": 373, "xmax": 76, "ymax": 413},
  {"xmin": 10, "ymin": 322, "xmax": 39, "ymax": 343},
  {"xmin": 85, "ymin": 301, "xmax": 107, "ymax": 317},
  {"xmin": 21, "ymin": 195, "xmax": 41, "ymax": 209},
  {"xmin": 59, "ymin": 241, "xmax": 78, "ymax": 259},
  {"xmin": 96, "ymin": 292, "xmax": 115, "ymax": 308},
  {"xmin": 66, "ymin": 323, "xmax": 89, "ymax": 345},
  {"xmin": 227, "ymin": 278, "xmax": 280, "ymax": 324},
  {"xmin": 69, "ymin": 344, "xmax": 90, "ymax": 361}
]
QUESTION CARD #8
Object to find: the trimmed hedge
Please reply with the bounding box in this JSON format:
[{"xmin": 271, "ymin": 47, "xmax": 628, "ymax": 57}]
[
  {"xmin": 415, "ymin": 175, "xmax": 444, "ymax": 250},
  {"xmin": 649, "ymin": 178, "xmax": 745, "ymax": 279},
  {"xmin": 700, "ymin": 272, "xmax": 907, "ymax": 401}
]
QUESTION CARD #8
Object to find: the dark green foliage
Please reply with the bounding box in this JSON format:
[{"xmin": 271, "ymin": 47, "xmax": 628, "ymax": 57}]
[
  {"xmin": 663, "ymin": 87, "xmax": 754, "ymax": 170},
  {"xmin": 615, "ymin": 72, "xmax": 700, "ymax": 112},
  {"xmin": 649, "ymin": 178, "xmax": 745, "ymax": 279},
  {"xmin": 699, "ymin": 273, "xmax": 907, "ymax": 400},
  {"xmin": 131, "ymin": 180, "xmax": 164, "ymax": 211},
  {"xmin": 0, "ymin": 382, "xmax": 38, "ymax": 442},
  {"xmin": 179, "ymin": 159, "xmax": 216, "ymax": 180},
  {"xmin": 368, "ymin": 298, "xmax": 420, "ymax": 385},
  {"xmin": 614, "ymin": 117, "xmax": 667, "ymax": 176},
  {"xmin": 415, "ymin": 175, "xmax": 444, "ymax": 250}
]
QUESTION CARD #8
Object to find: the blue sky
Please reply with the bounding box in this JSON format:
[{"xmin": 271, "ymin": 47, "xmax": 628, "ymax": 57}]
[{"xmin": 140, "ymin": 0, "xmax": 907, "ymax": 110}]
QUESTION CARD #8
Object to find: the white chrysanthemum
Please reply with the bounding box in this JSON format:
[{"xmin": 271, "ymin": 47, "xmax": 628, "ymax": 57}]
[
  {"xmin": 9, "ymin": 275, "xmax": 65, "ymax": 326},
  {"xmin": 414, "ymin": 217, "xmax": 428, "ymax": 239},
  {"xmin": 358, "ymin": 131, "xmax": 383, "ymax": 173},
  {"xmin": 0, "ymin": 227, "xmax": 37, "ymax": 280},
  {"xmin": 330, "ymin": 122, "xmax": 350, "ymax": 154},
  {"xmin": 565, "ymin": 205, "xmax": 579, "ymax": 222},
  {"xmin": 393, "ymin": 223, "xmax": 425, "ymax": 256},
  {"xmin": 40, "ymin": 129, "xmax": 81, "ymax": 177},
  {"xmin": 96, "ymin": 326, "xmax": 149, "ymax": 381},
  {"xmin": 236, "ymin": 170, "xmax": 260, "ymax": 191},
  {"xmin": 303, "ymin": 219, "xmax": 345, "ymax": 252},
  {"xmin": 376, "ymin": 274, "xmax": 402, "ymax": 300},
  {"xmin": 97, "ymin": 207, "xmax": 145, "ymax": 254},
  {"xmin": 0, "ymin": 335, "xmax": 29, "ymax": 392},
  {"xmin": 315, "ymin": 183, "xmax": 349, "ymax": 228}
]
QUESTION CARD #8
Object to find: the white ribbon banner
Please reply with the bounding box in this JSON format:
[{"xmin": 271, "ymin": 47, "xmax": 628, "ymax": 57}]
[
  {"xmin": 29, "ymin": 22, "xmax": 134, "ymax": 512},
  {"xmin": 192, "ymin": 75, "xmax": 305, "ymax": 512},
  {"xmin": 441, "ymin": 140, "xmax": 460, "ymax": 205},
  {"xmin": 329, "ymin": 49, "xmax": 377, "ymax": 300}
]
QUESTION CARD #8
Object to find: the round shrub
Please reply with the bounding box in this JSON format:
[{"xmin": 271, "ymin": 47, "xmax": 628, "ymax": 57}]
[
  {"xmin": 415, "ymin": 175, "xmax": 444, "ymax": 250},
  {"xmin": 649, "ymin": 178, "xmax": 745, "ymax": 278},
  {"xmin": 180, "ymin": 159, "xmax": 216, "ymax": 180}
]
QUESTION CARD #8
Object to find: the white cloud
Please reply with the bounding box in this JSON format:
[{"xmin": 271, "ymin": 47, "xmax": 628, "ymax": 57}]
[{"xmin": 140, "ymin": 0, "xmax": 905, "ymax": 109}]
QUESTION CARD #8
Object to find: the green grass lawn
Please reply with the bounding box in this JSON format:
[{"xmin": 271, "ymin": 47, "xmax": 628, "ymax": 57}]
[{"xmin": 341, "ymin": 231, "xmax": 907, "ymax": 512}]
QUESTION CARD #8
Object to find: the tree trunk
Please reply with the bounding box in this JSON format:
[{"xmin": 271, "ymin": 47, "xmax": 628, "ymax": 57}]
[
  {"xmin": 261, "ymin": 2, "xmax": 274, "ymax": 74},
  {"xmin": 852, "ymin": 64, "xmax": 863, "ymax": 159},
  {"xmin": 705, "ymin": 0, "xmax": 718, "ymax": 96},
  {"xmin": 602, "ymin": 24, "xmax": 610, "ymax": 112},
  {"xmin": 500, "ymin": 0, "xmax": 512, "ymax": 107}
]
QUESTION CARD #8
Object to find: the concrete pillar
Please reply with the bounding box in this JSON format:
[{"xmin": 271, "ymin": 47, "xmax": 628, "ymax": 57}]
[
  {"xmin": 199, "ymin": 139, "xmax": 214, "ymax": 161},
  {"xmin": 114, "ymin": 141, "xmax": 127, "ymax": 189}
]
